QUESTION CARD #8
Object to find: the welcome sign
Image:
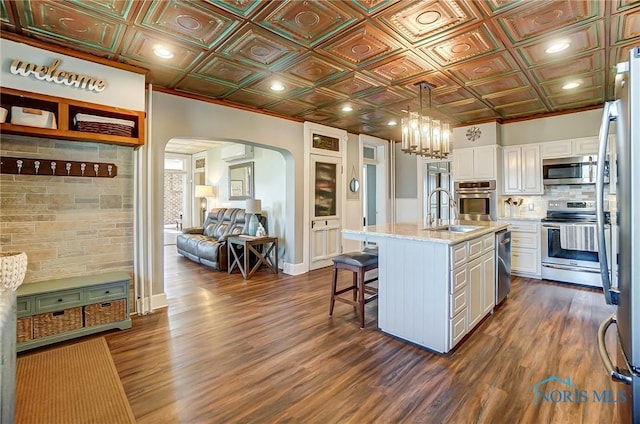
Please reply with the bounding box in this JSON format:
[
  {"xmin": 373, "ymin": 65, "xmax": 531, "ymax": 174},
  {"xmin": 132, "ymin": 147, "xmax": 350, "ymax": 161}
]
[{"xmin": 9, "ymin": 58, "xmax": 106, "ymax": 93}]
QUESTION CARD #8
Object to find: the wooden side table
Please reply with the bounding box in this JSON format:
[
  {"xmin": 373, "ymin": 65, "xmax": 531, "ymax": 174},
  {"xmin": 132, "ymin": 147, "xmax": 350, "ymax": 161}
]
[{"xmin": 227, "ymin": 236, "xmax": 278, "ymax": 279}]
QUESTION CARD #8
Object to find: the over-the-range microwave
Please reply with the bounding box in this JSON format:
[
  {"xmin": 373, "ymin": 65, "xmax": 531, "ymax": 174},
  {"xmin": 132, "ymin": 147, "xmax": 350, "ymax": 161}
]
[{"xmin": 542, "ymin": 155, "xmax": 609, "ymax": 185}]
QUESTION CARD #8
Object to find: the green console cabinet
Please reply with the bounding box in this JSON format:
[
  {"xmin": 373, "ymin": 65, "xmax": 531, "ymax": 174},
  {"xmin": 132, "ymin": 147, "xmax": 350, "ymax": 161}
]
[{"xmin": 16, "ymin": 271, "xmax": 131, "ymax": 352}]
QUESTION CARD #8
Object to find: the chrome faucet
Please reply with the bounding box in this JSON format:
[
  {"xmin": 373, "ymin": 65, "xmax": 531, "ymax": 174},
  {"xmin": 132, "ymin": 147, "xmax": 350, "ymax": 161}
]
[{"xmin": 426, "ymin": 187, "xmax": 458, "ymax": 226}]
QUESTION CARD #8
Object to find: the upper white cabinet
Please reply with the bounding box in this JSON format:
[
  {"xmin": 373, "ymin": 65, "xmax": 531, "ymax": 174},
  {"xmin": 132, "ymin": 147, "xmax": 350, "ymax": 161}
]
[
  {"xmin": 502, "ymin": 145, "xmax": 542, "ymax": 194},
  {"xmin": 452, "ymin": 145, "xmax": 498, "ymax": 181},
  {"xmin": 540, "ymin": 136, "xmax": 610, "ymax": 158}
]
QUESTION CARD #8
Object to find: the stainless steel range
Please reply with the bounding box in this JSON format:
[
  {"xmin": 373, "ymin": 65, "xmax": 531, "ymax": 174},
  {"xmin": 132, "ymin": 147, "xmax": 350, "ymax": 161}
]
[{"xmin": 541, "ymin": 200, "xmax": 611, "ymax": 288}]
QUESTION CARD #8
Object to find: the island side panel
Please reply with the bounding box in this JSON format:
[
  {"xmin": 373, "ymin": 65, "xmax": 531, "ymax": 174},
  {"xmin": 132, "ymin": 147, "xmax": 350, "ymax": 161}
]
[{"xmin": 378, "ymin": 237, "xmax": 450, "ymax": 353}]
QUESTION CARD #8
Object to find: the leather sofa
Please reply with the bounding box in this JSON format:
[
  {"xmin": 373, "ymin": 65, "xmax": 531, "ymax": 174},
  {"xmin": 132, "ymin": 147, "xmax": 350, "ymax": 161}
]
[{"xmin": 176, "ymin": 208, "xmax": 265, "ymax": 270}]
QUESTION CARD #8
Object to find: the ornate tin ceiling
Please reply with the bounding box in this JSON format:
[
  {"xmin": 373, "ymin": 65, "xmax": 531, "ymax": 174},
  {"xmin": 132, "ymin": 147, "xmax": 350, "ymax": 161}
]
[{"xmin": 1, "ymin": 0, "xmax": 639, "ymax": 140}]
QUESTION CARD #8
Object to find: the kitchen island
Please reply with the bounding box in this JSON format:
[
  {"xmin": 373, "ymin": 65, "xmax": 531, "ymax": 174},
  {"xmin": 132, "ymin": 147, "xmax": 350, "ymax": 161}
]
[{"xmin": 343, "ymin": 220, "xmax": 510, "ymax": 353}]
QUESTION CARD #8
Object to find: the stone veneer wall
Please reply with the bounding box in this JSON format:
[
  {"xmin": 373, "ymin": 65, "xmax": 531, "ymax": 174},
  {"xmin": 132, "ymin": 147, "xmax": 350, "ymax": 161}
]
[{"xmin": 0, "ymin": 135, "xmax": 134, "ymax": 284}]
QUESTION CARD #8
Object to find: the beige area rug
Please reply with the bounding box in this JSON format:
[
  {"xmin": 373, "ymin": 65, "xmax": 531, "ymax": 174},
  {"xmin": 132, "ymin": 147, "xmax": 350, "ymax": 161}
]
[{"xmin": 16, "ymin": 337, "xmax": 135, "ymax": 423}]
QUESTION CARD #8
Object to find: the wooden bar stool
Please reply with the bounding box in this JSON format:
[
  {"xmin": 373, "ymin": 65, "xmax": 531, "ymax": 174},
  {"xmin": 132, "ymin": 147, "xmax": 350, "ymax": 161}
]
[{"xmin": 329, "ymin": 251, "xmax": 379, "ymax": 329}]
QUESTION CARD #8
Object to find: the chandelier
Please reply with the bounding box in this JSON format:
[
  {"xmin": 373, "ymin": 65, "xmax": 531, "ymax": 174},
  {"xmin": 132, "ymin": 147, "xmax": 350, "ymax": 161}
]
[{"xmin": 401, "ymin": 81, "xmax": 451, "ymax": 159}]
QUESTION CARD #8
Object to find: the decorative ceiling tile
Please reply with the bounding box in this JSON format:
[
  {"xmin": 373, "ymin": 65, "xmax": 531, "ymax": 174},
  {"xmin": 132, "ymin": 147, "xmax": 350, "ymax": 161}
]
[
  {"xmin": 530, "ymin": 51, "xmax": 604, "ymax": 84},
  {"xmin": 349, "ymin": 0, "xmax": 400, "ymax": 16},
  {"xmin": 497, "ymin": 0, "xmax": 600, "ymax": 44},
  {"xmin": 175, "ymin": 76, "xmax": 236, "ymax": 98},
  {"xmin": 367, "ymin": 51, "xmax": 433, "ymax": 83},
  {"xmin": 322, "ymin": 73, "xmax": 382, "ymax": 96},
  {"xmin": 225, "ymin": 89, "xmax": 279, "ymax": 108},
  {"xmin": 432, "ymin": 87, "xmax": 475, "ymax": 104},
  {"xmin": 18, "ymin": 0, "xmax": 125, "ymax": 52},
  {"xmin": 297, "ymin": 110, "xmax": 337, "ymax": 123},
  {"xmin": 1, "ymin": 0, "xmax": 14, "ymax": 26},
  {"xmin": 482, "ymin": 87, "xmax": 540, "ymax": 107},
  {"xmin": 147, "ymin": 69, "xmax": 184, "ymax": 88},
  {"xmin": 447, "ymin": 52, "xmax": 519, "ymax": 83},
  {"xmin": 377, "ymin": 0, "xmax": 478, "ymax": 44},
  {"xmin": 419, "ymin": 24, "xmax": 501, "ymax": 67},
  {"xmin": 451, "ymin": 108, "xmax": 499, "ymax": 122},
  {"xmin": 517, "ymin": 21, "xmax": 603, "ymax": 67},
  {"xmin": 547, "ymin": 87, "xmax": 604, "ymax": 108},
  {"xmin": 245, "ymin": 75, "xmax": 310, "ymax": 97},
  {"xmin": 254, "ymin": 0, "xmax": 360, "ymax": 48},
  {"xmin": 495, "ymin": 99, "xmax": 547, "ymax": 117},
  {"xmin": 357, "ymin": 87, "xmax": 412, "ymax": 107},
  {"xmin": 403, "ymin": 70, "xmax": 458, "ymax": 92},
  {"xmin": 540, "ymin": 72, "xmax": 603, "ymax": 97},
  {"xmin": 194, "ymin": 56, "xmax": 264, "ymax": 87},
  {"xmin": 295, "ymin": 89, "xmax": 345, "ymax": 108},
  {"xmin": 318, "ymin": 23, "xmax": 403, "ymax": 68},
  {"xmin": 358, "ymin": 108, "xmax": 390, "ymax": 122},
  {"xmin": 208, "ymin": 0, "xmax": 268, "ymax": 19},
  {"xmin": 137, "ymin": 0, "xmax": 238, "ymax": 49},
  {"xmin": 466, "ymin": 72, "xmax": 530, "ymax": 96},
  {"xmin": 218, "ymin": 23, "xmax": 302, "ymax": 68},
  {"xmin": 120, "ymin": 29, "xmax": 203, "ymax": 70},
  {"xmin": 262, "ymin": 99, "xmax": 311, "ymax": 117},
  {"xmin": 68, "ymin": 0, "xmax": 136, "ymax": 21},
  {"xmin": 281, "ymin": 53, "xmax": 347, "ymax": 85},
  {"xmin": 611, "ymin": 0, "xmax": 640, "ymax": 14},
  {"xmin": 443, "ymin": 98, "xmax": 491, "ymax": 114},
  {"xmin": 476, "ymin": 0, "xmax": 521, "ymax": 15},
  {"xmin": 611, "ymin": 41, "xmax": 639, "ymax": 66},
  {"xmin": 611, "ymin": 8, "xmax": 640, "ymax": 44}
]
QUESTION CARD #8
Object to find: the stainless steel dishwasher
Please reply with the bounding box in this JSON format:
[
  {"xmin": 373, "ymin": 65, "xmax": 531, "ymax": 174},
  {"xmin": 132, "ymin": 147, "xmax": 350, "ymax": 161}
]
[{"xmin": 495, "ymin": 229, "xmax": 511, "ymax": 304}]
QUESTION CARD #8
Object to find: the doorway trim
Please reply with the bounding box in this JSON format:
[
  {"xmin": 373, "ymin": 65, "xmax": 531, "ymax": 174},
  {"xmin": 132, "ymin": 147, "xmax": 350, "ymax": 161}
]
[
  {"xmin": 360, "ymin": 135, "xmax": 389, "ymax": 226},
  {"xmin": 303, "ymin": 122, "xmax": 347, "ymax": 272}
]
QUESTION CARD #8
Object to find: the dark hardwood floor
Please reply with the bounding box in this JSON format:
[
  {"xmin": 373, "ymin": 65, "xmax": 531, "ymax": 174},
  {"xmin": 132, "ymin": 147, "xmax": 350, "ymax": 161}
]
[{"xmin": 101, "ymin": 246, "xmax": 622, "ymax": 423}]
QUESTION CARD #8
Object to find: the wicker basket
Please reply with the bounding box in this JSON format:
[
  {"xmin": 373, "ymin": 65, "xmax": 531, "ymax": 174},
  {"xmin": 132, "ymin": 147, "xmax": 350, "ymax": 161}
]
[
  {"xmin": 17, "ymin": 316, "xmax": 33, "ymax": 342},
  {"xmin": 33, "ymin": 307, "xmax": 82, "ymax": 339},
  {"xmin": 84, "ymin": 299, "xmax": 126, "ymax": 327}
]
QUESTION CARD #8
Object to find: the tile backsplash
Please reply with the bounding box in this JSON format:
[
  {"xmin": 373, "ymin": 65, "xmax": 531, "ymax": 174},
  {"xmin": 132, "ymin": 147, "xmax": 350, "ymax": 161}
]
[{"xmin": 498, "ymin": 184, "xmax": 611, "ymax": 217}]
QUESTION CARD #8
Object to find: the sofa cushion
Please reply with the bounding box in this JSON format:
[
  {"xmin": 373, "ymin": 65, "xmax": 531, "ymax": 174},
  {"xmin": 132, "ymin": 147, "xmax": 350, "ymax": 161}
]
[{"xmin": 196, "ymin": 239, "xmax": 223, "ymax": 262}]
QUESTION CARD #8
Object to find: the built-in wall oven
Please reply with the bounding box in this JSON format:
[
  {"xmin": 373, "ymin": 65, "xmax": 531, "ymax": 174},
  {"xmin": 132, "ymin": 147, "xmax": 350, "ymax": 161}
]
[
  {"xmin": 454, "ymin": 180, "xmax": 496, "ymax": 221},
  {"xmin": 541, "ymin": 200, "xmax": 611, "ymax": 288}
]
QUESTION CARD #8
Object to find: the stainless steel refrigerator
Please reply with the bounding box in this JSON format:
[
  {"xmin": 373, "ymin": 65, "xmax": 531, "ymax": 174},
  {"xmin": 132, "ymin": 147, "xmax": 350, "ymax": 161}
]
[{"xmin": 596, "ymin": 46, "xmax": 639, "ymax": 424}]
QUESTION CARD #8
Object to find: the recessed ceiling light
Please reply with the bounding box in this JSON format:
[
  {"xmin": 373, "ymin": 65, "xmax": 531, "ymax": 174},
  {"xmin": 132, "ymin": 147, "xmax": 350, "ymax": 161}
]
[
  {"xmin": 153, "ymin": 47, "xmax": 174, "ymax": 59},
  {"xmin": 562, "ymin": 81, "xmax": 581, "ymax": 90},
  {"xmin": 388, "ymin": 120, "xmax": 397, "ymax": 126},
  {"xmin": 545, "ymin": 41, "xmax": 570, "ymax": 54},
  {"xmin": 341, "ymin": 105, "xmax": 353, "ymax": 112},
  {"xmin": 270, "ymin": 81, "xmax": 285, "ymax": 91}
]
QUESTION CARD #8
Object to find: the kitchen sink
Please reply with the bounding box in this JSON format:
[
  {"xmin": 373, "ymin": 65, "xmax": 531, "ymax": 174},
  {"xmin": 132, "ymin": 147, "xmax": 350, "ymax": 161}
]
[{"xmin": 430, "ymin": 225, "xmax": 482, "ymax": 233}]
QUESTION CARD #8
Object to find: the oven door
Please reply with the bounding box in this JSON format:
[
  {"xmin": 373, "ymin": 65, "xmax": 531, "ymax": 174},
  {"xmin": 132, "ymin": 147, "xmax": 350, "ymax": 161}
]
[
  {"xmin": 456, "ymin": 191, "xmax": 495, "ymax": 221},
  {"xmin": 541, "ymin": 222, "xmax": 611, "ymax": 287}
]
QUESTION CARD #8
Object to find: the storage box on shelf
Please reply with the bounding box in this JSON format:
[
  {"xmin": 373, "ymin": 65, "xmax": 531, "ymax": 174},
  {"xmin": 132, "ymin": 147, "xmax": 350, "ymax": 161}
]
[
  {"xmin": 15, "ymin": 271, "xmax": 131, "ymax": 352},
  {"xmin": 0, "ymin": 87, "xmax": 144, "ymax": 147}
]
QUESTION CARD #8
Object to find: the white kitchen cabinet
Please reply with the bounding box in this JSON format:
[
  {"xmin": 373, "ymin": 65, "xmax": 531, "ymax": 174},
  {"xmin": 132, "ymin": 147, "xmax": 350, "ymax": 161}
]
[
  {"xmin": 502, "ymin": 145, "xmax": 542, "ymax": 194},
  {"xmin": 449, "ymin": 233, "xmax": 496, "ymax": 348},
  {"xmin": 500, "ymin": 219, "xmax": 541, "ymax": 278},
  {"xmin": 540, "ymin": 135, "xmax": 612, "ymax": 158},
  {"xmin": 540, "ymin": 140, "xmax": 572, "ymax": 158},
  {"xmin": 572, "ymin": 136, "xmax": 599, "ymax": 155},
  {"xmin": 453, "ymin": 145, "xmax": 498, "ymax": 181}
]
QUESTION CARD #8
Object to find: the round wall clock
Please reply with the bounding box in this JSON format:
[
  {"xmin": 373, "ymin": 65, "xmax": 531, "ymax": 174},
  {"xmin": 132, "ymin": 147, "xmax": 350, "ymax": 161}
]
[{"xmin": 466, "ymin": 126, "xmax": 481, "ymax": 142}]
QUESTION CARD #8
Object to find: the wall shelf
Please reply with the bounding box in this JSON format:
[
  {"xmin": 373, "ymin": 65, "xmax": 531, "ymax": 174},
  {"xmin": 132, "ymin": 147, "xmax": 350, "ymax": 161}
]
[{"xmin": 0, "ymin": 87, "xmax": 145, "ymax": 148}]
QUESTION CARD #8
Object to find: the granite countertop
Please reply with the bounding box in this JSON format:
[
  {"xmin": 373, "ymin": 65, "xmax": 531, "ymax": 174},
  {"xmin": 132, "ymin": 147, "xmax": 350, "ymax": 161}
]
[
  {"xmin": 342, "ymin": 220, "xmax": 510, "ymax": 245},
  {"xmin": 498, "ymin": 215, "xmax": 544, "ymax": 222}
]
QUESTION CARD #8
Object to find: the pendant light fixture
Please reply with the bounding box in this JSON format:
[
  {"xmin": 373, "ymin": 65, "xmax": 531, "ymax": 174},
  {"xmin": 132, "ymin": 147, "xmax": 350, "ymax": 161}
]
[{"xmin": 401, "ymin": 81, "xmax": 451, "ymax": 159}]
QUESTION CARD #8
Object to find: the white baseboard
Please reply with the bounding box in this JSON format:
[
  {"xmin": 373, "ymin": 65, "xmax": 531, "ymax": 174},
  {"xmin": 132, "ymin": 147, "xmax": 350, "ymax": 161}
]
[
  {"xmin": 151, "ymin": 293, "xmax": 168, "ymax": 310},
  {"xmin": 282, "ymin": 261, "xmax": 307, "ymax": 275}
]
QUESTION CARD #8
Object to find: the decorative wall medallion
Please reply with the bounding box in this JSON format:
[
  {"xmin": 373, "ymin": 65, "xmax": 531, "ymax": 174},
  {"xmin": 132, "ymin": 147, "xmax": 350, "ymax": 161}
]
[{"xmin": 466, "ymin": 126, "xmax": 482, "ymax": 141}]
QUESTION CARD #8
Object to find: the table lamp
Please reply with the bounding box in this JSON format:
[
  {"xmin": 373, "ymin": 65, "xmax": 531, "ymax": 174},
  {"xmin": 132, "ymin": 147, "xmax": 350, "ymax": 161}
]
[
  {"xmin": 245, "ymin": 199, "xmax": 261, "ymax": 236},
  {"xmin": 195, "ymin": 185, "xmax": 215, "ymax": 224}
]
